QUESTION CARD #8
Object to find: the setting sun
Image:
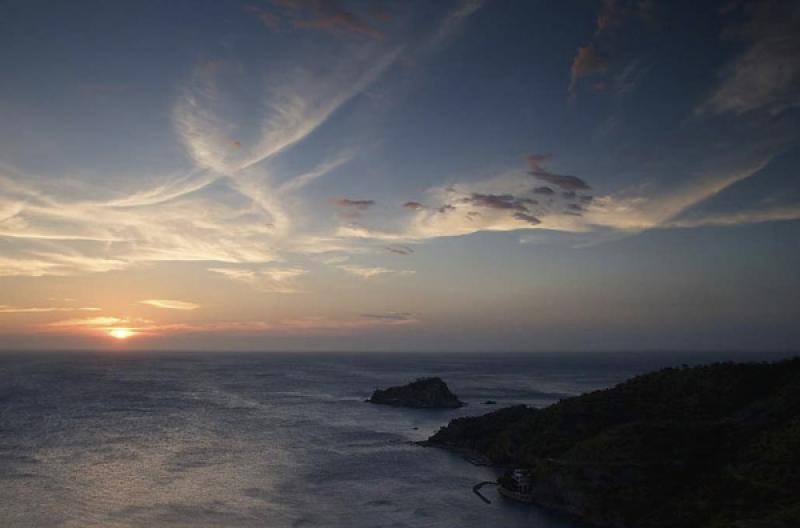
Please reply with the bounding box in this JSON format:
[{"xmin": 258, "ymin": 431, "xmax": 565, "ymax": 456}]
[{"xmin": 108, "ymin": 328, "xmax": 134, "ymax": 340}]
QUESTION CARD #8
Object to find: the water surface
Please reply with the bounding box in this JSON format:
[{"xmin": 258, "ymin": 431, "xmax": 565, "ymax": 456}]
[{"xmin": 0, "ymin": 352, "xmax": 658, "ymax": 527}]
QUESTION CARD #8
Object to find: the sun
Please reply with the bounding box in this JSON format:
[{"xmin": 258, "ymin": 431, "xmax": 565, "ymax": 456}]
[{"xmin": 108, "ymin": 328, "xmax": 134, "ymax": 340}]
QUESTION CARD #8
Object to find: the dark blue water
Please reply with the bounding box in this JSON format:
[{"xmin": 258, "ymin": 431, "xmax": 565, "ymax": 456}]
[{"xmin": 0, "ymin": 351, "xmax": 702, "ymax": 527}]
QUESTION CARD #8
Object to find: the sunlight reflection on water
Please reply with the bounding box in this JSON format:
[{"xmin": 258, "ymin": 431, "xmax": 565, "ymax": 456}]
[{"xmin": 0, "ymin": 352, "xmax": 638, "ymax": 527}]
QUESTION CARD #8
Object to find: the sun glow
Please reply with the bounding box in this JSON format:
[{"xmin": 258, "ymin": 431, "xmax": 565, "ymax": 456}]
[{"xmin": 108, "ymin": 328, "xmax": 134, "ymax": 340}]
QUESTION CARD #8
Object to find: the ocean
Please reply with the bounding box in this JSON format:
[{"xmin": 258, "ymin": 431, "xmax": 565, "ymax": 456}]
[{"xmin": 0, "ymin": 351, "xmax": 750, "ymax": 527}]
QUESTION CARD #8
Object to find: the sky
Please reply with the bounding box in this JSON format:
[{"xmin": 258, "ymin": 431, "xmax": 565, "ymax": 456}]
[{"xmin": 0, "ymin": 0, "xmax": 799, "ymax": 352}]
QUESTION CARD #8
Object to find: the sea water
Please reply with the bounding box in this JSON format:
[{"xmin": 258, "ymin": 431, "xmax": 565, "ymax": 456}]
[{"xmin": 0, "ymin": 351, "xmax": 690, "ymax": 527}]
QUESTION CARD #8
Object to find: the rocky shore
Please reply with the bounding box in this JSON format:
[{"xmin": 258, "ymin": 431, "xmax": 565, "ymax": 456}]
[
  {"xmin": 368, "ymin": 377, "xmax": 464, "ymax": 409},
  {"xmin": 424, "ymin": 358, "xmax": 800, "ymax": 528}
]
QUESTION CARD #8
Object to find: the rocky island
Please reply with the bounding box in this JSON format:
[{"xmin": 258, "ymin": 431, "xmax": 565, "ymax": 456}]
[
  {"xmin": 424, "ymin": 358, "xmax": 800, "ymax": 528},
  {"xmin": 368, "ymin": 377, "xmax": 464, "ymax": 409}
]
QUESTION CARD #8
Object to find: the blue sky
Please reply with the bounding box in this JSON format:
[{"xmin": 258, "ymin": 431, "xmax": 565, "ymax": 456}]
[{"xmin": 1, "ymin": 0, "xmax": 798, "ymax": 351}]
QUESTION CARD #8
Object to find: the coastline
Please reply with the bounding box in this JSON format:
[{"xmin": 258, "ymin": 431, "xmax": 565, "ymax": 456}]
[{"xmin": 417, "ymin": 358, "xmax": 800, "ymax": 528}]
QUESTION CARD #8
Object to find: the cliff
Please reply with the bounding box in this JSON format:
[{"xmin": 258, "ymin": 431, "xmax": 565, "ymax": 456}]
[
  {"xmin": 425, "ymin": 358, "xmax": 800, "ymax": 528},
  {"xmin": 368, "ymin": 377, "xmax": 464, "ymax": 409}
]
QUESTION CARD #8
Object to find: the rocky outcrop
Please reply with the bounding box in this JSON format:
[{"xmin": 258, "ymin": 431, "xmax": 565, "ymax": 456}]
[
  {"xmin": 425, "ymin": 358, "xmax": 800, "ymax": 528},
  {"xmin": 368, "ymin": 377, "xmax": 464, "ymax": 409}
]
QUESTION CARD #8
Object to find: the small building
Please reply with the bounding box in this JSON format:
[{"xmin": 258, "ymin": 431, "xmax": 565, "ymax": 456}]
[
  {"xmin": 510, "ymin": 469, "xmax": 532, "ymax": 493},
  {"xmin": 498, "ymin": 468, "xmax": 536, "ymax": 503}
]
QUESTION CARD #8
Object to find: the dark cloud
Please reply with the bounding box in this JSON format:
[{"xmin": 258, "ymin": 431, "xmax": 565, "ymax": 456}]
[
  {"xmin": 403, "ymin": 201, "xmax": 424, "ymax": 210},
  {"xmin": 385, "ymin": 245, "xmax": 414, "ymax": 256},
  {"xmin": 563, "ymin": 191, "xmax": 576, "ymax": 199},
  {"xmin": 335, "ymin": 198, "xmax": 375, "ymax": 210},
  {"xmin": 438, "ymin": 204, "xmax": 456, "ymax": 214},
  {"xmin": 534, "ymin": 186, "xmax": 555, "ymax": 195},
  {"xmin": 532, "ymin": 171, "xmax": 591, "ymax": 191},
  {"xmin": 246, "ymin": 0, "xmax": 383, "ymax": 39},
  {"xmin": 567, "ymin": 203, "xmax": 584, "ymax": 212},
  {"xmin": 513, "ymin": 212, "xmax": 541, "ymax": 225},
  {"xmin": 568, "ymin": 0, "xmax": 657, "ymax": 94},
  {"xmin": 526, "ymin": 153, "xmax": 591, "ymax": 190},
  {"xmin": 580, "ymin": 195, "xmax": 594, "ymax": 203},
  {"xmin": 463, "ymin": 193, "xmax": 532, "ymax": 211},
  {"xmin": 569, "ymin": 45, "xmax": 608, "ymax": 92}
]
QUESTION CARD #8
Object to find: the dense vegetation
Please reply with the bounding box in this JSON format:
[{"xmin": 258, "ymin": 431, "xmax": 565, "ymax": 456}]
[{"xmin": 427, "ymin": 359, "xmax": 800, "ymax": 528}]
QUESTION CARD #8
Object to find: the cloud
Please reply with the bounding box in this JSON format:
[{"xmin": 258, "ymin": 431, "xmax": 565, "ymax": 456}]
[
  {"xmin": 384, "ymin": 245, "xmax": 414, "ymax": 255},
  {"xmin": 0, "ymin": 251, "xmax": 128, "ymax": 277},
  {"xmin": 513, "ymin": 212, "xmax": 541, "ymax": 225},
  {"xmin": 47, "ymin": 316, "xmax": 127, "ymax": 328},
  {"xmin": 245, "ymin": 5, "xmax": 282, "ymax": 30},
  {"xmin": 568, "ymin": 0, "xmax": 656, "ymax": 94},
  {"xmin": 359, "ymin": 311, "xmax": 417, "ymax": 323},
  {"xmin": 0, "ymin": 2, "xmax": 488, "ymax": 282},
  {"xmin": 569, "ymin": 45, "xmax": 608, "ymax": 92},
  {"xmin": 462, "ymin": 193, "xmax": 533, "ymax": 211},
  {"xmin": 666, "ymin": 203, "xmax": 800, "ymax": 229},
  {"xmin": 208, "ymin": 266, "xmax": 308, "ymax": 293},
  {"xmin": 337, "ymin": 150, "xmax": 789, "ymax": 242},
  {"xmin": 427, "ymin": 0, "xmax": 485, "ymax": 49},
  {"xmin": 334, "ymin": 198, "xmax": 376, "ymax": 220},
  {"xmin": 338, "ymin": 264, "xmax": 414, "ymax": 279},
  {"xmin": 173, "ymin": 46, "xmax": 402, "ymax": 175},
  {"xmin": 527, "ymin": 153, "xmax": 591, "ymax": 191},
  {"xmin": 335, "ymin": 198, "xmax": 375, "ymax": 209},
  {"xmin": 291, "ymin": 2, "xmax": 383, "ymax": 39},
  {"xmin": 526, "ymin": 153, "xmax": 551, "ymax": 172},
  {"xmin": 0, "ymin": 305, "xmax": 100, "ymax": 314},
  {"xmin": 246, "ymin": 0, "xmax": 384, "ymax": 39},
  {"xmin": 276, "ymin": 151, "xmax": 355, "ymax": 194},
  {"xmin": 403, "ymin": 201, "xmax": 424, "ymax": 210},
  {"xmin": 531, "ymin": 171, "xmax": 591, "ymax": 191},
  {"xmin": 140, "ymin": 299, "xmax": 200, "ymax": 311},
  {"xmin": 701, "ymin": 0, "xmax": 800, "ymax": 115}
]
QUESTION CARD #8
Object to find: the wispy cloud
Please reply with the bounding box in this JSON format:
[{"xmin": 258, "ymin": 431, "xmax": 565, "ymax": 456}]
[
  {"xmin": 140, "ymin": 299, "xmax": 200, "ymax": 311},
  {"xmin": 0, "ymin": 305, "xmax": 100, "ymax": 314},
  {"xmin": 359, "ymin": 311, "xmax": 417, "ymax": 323},
  {"xmin": 174, "ymin": 47, "xmax": 402, "ymax": 176},
  {"xmin": 427, "ymin": 0, "xmax": 485, "ymax": 50},
  {"xmin": 336, "ymin": 151, "xmax": 786, "ymax": 242},
  {"xmin": 384, "ymin": 245, "xmax": 414, "ymax": 256},
  {"xmin": 209, "ymin": 266, "xmax": 308, "ymax": 293},
  {"xmin": 246, "ymin": 0, "xmax": 386, "ymax": 39},
  {"xmin": 666, "ymin": 204, "xmax": 800, "ymax": 229},
  {"xmin": 700, "ymin": 0, "xmax": 800, "ymax": 116},
  {"xmin": 47, "ymin": 316, "xmax": 127, "ymax": 328},
  {"xmin": 0, "ymin": 2, "xmax": 490, "ymax": 282},
  {"xmin": 338, "ymin": 264, "xmax": 414, "ymax": 279}
]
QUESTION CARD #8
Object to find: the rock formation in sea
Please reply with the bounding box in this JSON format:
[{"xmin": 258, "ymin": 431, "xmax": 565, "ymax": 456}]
[
  {"xmin": 423, "ymin": 358, "xmax": 800, "ymax": 528},
  {"xmin": 368, "ymin": 377, "xmax": 464, "ymax": 408}
]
